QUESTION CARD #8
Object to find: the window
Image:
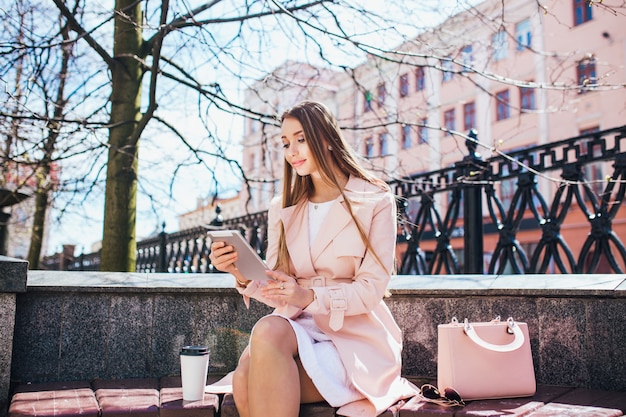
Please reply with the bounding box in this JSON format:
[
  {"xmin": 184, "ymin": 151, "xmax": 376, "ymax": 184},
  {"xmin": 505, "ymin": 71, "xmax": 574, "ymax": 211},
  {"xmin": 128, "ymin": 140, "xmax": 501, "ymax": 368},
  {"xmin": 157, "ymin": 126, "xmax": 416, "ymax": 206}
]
[
  {"xmin": 580, "ymin": 126, "xmax": 600, "ymax": 136},
  {"xmin": 444, "ymin": 108, "xmax": 456, "ymax": 135},
  {"xmin": 492, "ymin": 30, "xmax": 508, "ymax": 61},
  {"xmin": 515, "ymin": 19, "xmax": 532, "ymax": 51},
  {"xmin": 415, "ymin": 67, "xmax": 425, "ymax": 91},
  {"xmin": 520, "ymin": 86, "xmax": 535, "ymax": 111},
  {"xmin": 364, "ymin": 91, "xmax": 372, "ymax": 112},
  {"xmin": 463, "ymin": 102, "xmax": 476, "ymax": 130},
  {"xmin": 418, "ymin": 118, "xmax": 428, "ymax": 144},
  {"xmin": 399, "ymin": 74, "xmax": 409, "ymax": 97},
  {"xmin": 580, "ymin": 127, "xmax": 603, "ymax": 198},
  {"xmin": 377, "ymin": 83, "xmax": 386, "ymax": 107},
  {"xmin": 574, "ymin": 0, "xmax": 592, "ymax": 25},
  {"xmin": 401, "ymin": 125, "xmax": 412, "ymax": 149},
  {"xmin": 461, "ymin": 45, "xmax": 473, "ymax": 72},
  {"xmin": 500, "ymin": 178, "xmax": 516, "ymax": 211},
  {"xmin": 496, "ymin": 90, "xmax": 510, "ymax": 121},
  {"xmin": 379, "ymin": 133, "xmax": 389, "ymax": 156},
  {"xmin": 442, "ymin": 58, "xmax": 454, "ymax": 82},
  {"xmin": 577, "ymin": 56, "xmax": 597, "ymax": 93},
  {"xmin": 365, "ymin": 137, "xmax": 374, "ymax": 158}
]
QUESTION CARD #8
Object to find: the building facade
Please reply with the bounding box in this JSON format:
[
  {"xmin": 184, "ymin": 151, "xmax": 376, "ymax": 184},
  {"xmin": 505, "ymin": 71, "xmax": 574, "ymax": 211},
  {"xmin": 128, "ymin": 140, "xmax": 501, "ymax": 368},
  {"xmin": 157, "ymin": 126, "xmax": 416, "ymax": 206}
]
[
  {"xmin": 241, "ymin": 0, "xmax": 624, "ymax": 200},
  {"xmin": 233, "ymin": 0, "xmax": 625, "ymax": 271}
]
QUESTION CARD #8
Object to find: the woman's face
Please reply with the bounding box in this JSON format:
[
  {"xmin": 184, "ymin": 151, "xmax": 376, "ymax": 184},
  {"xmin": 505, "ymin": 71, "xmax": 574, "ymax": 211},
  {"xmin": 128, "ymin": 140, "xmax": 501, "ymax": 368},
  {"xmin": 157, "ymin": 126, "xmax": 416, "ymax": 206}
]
[{"xmin": 281, "ymin": 117, "xmax": 320, "ymax": 177}]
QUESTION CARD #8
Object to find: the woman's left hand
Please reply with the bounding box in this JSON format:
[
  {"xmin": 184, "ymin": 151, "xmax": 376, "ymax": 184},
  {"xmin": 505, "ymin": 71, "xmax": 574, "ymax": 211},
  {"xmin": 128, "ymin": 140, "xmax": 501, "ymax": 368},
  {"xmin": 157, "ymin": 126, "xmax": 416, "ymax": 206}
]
[{"xmin": 262, "ymin": 270, "xmax": 315, "ymax": 309}]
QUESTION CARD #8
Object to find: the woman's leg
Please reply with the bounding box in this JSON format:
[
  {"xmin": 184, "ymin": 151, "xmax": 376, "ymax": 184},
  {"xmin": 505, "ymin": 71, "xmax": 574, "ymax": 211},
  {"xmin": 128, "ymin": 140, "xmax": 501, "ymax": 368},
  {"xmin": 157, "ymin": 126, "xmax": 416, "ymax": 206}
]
[
  {"xmin": 234, "ymin": 316, "xmax": 324, "ymax": 417},
  {"xmin": 297, "ymin": 356, "xmax": 325, "ymax": 404},
  {"xmin": 232, "ymin": 356, "xmax": 251, "ymax": 417}
]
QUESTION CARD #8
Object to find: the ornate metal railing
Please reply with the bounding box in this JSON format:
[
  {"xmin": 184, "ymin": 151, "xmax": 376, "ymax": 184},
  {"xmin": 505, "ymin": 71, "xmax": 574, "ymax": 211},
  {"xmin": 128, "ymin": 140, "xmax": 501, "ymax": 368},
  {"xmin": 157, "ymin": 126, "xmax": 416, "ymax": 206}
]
[
  {"xmin": 134, "ymin": 211, "xmax": 268, "ymax": 274},
  {"xmin": 394, "ymin": 125, "xmax": 626, "ymax": 274},
  {"xmin": 47, "ymin": 125, "xmax": 626, "ymax": 275}
]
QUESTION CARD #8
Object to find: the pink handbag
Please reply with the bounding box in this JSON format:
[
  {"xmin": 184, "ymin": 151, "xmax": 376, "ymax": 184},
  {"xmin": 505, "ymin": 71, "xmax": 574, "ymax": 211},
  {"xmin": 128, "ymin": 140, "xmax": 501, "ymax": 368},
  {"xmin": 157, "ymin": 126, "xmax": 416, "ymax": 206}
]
[{"xmin": 437, "ymin": 316, "xmax": 536, "ymax": 401}]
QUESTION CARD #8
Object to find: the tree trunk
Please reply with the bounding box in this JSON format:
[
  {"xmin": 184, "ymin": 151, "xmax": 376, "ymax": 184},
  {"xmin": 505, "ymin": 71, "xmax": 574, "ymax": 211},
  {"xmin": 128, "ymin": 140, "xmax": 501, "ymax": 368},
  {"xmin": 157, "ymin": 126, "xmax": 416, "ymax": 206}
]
[
  {"xmin": 27, "ymin": 20, "xmax": 72, "ymax": 269},
  {"xmin": 27, "ymin": 185, "xmax": 49, "ymax": 268},
  {"xmin": 100, "ymin": 0, "xmax": 143, "ymax": 271}
]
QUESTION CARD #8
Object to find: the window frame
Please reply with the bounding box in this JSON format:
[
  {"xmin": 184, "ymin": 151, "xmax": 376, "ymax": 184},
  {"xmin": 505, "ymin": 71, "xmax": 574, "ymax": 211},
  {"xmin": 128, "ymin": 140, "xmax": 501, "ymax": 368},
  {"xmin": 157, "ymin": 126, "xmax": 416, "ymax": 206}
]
[
  {"xmin": 418, "ymin": 118, "xmax": 428, "ymax": 144},
  {"xmin": 495, "ymin": 89, "xmax": 511, "ymax": 121},
  {"xmin": 515, "ymin": 19, "xmax": 532, "ymax": 51},
  {"xmin": 399, "ymin": 73, "xmax": 409, "ymax": 98},
  {"xmin": 574, "ymin": 0, "xmax": 593, "ymax": 26},
  {"xmin": 415, "ymin": 67, "xmax": 425, "ymax": 91},
  {"xmin": 577, "ymin": 56, "xmax": 597, "ymax": 93},
  {"xmin": 365, "ymin": 136, "xmax": 374, "ymax": 158},
  {"xmin": 364, "ymin": 91, "xmax": 372, "ymax": 113},
  {"xmin": 580, "ymin": 126, "xmax": 602, "ymax": 198},
  {"xmin": 520, "ymin": 86, "xmax": 535, "ymax": 111},
  {"xmin": 379, "ymin": 133, "xmax": 389, "ymax": 156},
  {"xmin": 377, "ymin": 83, "xmax": 386, "ymax": 107},
  {"xmin": 492, "ymin": 30, "xmax": 508, "ymax": 61},
  {"xmin": 401, "ymin": 124, "xmax": 412, "ymax": 149},
  {"xmin": 442, "ymin": 58, "xmax": 454, "ymax": 82},
  {"xmin": 461, "ymin": 45, "xmax": 473, "ymax": 72},
  {"xmin": 444, "ymin": 108, "xmax": 456, "ymax": 135},
  {"xmin": 463, "ymin": 101, "xmax": 476, "ymax": 130}
]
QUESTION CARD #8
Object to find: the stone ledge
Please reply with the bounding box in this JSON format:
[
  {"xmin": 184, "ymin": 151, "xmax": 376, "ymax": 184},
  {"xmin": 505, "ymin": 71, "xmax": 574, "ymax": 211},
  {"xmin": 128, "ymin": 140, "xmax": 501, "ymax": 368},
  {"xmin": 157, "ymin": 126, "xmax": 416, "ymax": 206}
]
[{"xmin": 24, "ymin": 271, "xmax": 626, "ymax": 297}]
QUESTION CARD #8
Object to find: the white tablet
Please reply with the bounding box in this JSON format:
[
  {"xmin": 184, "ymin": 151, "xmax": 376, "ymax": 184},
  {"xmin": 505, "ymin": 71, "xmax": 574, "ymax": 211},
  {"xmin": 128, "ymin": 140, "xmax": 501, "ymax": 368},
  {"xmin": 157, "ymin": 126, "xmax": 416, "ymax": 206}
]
[{"xmin": 206, "ymin": 229, "xmax": 270, "ymax": 281}]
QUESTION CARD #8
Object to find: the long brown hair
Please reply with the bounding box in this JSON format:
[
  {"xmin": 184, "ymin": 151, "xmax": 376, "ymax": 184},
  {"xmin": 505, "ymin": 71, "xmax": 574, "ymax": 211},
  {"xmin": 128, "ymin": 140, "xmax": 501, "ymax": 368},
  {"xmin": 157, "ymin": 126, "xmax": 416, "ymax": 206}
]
[{"xmin": 274, "ymin": 101, "xmax": 391, "ymax": 274}]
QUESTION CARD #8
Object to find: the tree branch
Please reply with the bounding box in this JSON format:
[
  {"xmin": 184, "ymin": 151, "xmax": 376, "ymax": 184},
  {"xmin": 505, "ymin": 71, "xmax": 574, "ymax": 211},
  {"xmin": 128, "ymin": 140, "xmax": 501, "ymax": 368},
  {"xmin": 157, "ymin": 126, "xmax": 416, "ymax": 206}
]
[{"xmin": 51, "ymin": 0, "xmax": 116, "ymax": 68}]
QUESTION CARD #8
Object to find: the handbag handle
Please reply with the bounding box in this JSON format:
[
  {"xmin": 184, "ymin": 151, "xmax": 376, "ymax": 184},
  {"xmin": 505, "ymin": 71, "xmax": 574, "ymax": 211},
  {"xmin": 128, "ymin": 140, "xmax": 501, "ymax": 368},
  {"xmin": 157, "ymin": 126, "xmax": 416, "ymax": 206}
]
[{"xmin": 463, "ymin": 317, "xmax": 525, "ymax": 352}]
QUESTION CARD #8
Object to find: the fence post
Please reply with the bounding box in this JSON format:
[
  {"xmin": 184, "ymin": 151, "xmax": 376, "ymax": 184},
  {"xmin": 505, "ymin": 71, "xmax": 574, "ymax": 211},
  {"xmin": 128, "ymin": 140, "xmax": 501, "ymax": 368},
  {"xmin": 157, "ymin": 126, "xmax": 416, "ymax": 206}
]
[
  {"xmin": 462, "ymin": 129, "xmax": 486, "ymax": 274},
  {"xmin": 79, "ymin": 251, "xmax": 84, "ymax": 271},
  {"xmin": 158, "ymin": 222, "xmax": 167, "ymax": 273},
  {"xmin": 210, "ymin": 204, "xmax": 224, "ymax": 227}
]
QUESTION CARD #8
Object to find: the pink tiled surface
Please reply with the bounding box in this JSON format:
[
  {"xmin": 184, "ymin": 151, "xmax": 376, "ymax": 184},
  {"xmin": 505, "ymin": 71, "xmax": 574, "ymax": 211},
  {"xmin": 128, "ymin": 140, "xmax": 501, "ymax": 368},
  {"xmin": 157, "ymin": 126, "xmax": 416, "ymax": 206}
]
[
  {"xmin": 8, "ymin": 378, "xmax": 626, "ymax": 417},
  {"xmin": 159, "ymin": 376, "xmax": 219, "ymax": 417},
  {"xmin": 92, "ymin": 378, "xmax": 160, "ymax": 417},
  {"xmin": 9, "ymin": 381, "xmax": 100, "ymax": 417}
]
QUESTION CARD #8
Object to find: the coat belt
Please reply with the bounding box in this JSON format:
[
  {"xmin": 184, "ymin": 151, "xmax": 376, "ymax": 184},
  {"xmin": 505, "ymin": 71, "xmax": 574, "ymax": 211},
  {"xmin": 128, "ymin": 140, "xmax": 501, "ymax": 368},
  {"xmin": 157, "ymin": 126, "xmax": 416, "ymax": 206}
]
[{"xmin": 297, "ymin": 276, "xmax": 352, "ymax": 330}]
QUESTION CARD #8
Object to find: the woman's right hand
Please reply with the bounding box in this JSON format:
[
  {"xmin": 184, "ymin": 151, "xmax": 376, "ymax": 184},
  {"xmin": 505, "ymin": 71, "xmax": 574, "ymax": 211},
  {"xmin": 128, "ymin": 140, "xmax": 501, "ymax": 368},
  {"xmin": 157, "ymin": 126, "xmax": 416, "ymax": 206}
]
[
  {"xmin": 209, "ymin": 241, "xmax": 239, "ymax": 274},
  {"xmin": 209, "ymin": 241, "xmax": 251, "ymax": 287}
]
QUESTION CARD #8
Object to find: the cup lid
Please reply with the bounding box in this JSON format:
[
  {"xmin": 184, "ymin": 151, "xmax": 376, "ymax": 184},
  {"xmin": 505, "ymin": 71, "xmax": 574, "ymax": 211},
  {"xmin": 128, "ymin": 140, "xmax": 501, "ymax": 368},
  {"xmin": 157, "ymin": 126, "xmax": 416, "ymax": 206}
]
[{"xmin": 180, "ymin": 345, "xmax": 209, "ymax": 356}]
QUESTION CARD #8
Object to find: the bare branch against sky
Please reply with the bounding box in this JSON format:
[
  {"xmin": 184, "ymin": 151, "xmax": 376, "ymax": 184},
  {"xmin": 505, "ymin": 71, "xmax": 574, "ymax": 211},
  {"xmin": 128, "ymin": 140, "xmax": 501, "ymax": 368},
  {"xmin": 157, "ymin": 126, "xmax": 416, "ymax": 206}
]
[{"xmin": 1, "ymin": 0, "xmax": 624, "ymax": 258}]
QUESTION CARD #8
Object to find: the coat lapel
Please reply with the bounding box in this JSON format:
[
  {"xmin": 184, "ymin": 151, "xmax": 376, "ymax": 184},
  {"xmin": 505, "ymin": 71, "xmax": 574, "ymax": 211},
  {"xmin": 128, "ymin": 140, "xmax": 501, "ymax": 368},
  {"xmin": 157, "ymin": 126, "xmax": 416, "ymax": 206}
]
[
  {"xmin": 310, "ymin": 176, "xmax": 376, "ymax": 263},
  {"xmin": 309, "ymin": 198, "xmax": 352, "ymax": 262},
  {"xmin": 279, "ymin": 201, "xmax": 318, "ymax": 276},
  {"xmin": 278, "ymin": 175, "xmax": 377, "ymax": 274}
]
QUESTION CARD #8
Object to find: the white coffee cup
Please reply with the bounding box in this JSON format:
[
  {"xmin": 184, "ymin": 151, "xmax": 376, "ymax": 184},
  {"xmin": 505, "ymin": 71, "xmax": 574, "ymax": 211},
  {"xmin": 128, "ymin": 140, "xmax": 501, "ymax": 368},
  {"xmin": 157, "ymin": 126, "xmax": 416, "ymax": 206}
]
[{"xmin": 180, "ymin": 345, "xmax": 210, "ymax": 401}]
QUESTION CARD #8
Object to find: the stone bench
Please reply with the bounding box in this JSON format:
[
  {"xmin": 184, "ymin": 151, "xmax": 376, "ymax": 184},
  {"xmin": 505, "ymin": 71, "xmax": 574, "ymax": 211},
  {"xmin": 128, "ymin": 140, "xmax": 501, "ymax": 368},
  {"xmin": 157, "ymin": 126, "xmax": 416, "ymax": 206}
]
[{"xmin": 8, "ymin": 376, "xmax": 626, "ymax": 417}]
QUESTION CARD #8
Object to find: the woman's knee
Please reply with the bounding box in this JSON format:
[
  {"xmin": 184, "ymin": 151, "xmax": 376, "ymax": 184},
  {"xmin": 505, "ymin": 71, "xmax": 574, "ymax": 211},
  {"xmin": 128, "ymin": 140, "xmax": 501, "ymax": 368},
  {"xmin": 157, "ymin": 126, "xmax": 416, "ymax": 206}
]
[{"xmin": 250, "ymin": 316, "xmax": 296, "ymax": 350}]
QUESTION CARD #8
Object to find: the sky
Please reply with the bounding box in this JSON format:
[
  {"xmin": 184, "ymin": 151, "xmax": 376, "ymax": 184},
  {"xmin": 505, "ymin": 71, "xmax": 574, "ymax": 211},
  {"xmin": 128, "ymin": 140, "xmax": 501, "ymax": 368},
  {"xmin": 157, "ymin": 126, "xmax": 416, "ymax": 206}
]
[{"xmin": 41, "ymin": 0, "xmax": 481, "ymax": 256}]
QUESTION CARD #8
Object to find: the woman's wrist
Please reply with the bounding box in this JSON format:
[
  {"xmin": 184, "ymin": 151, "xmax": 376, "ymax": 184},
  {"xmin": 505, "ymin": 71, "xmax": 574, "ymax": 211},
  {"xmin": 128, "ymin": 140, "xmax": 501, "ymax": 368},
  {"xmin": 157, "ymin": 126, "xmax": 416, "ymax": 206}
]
[
  {"xmin": 235, "ymin": 277, "xmax": 249, "ymax": 288},
  {"xmin": 303, "ymin": 289, "xmax": 316, "ymax": 308}
]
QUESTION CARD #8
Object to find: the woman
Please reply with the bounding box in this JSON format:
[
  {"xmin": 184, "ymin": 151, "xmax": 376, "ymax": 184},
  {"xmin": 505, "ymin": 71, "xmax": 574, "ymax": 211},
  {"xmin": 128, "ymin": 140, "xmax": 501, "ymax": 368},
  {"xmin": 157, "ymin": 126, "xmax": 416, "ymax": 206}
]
[{"xmin": 209, "ymin": 101, "xmax": 417, "ymax": 417}]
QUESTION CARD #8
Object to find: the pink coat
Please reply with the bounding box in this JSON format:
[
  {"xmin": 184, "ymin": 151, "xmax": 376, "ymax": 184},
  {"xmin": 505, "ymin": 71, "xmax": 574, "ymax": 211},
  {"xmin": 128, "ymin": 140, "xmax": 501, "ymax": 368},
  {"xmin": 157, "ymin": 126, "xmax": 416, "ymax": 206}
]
[{"xmin": 239, "ymin": 176, "xmax": 417, "ymax": 416}]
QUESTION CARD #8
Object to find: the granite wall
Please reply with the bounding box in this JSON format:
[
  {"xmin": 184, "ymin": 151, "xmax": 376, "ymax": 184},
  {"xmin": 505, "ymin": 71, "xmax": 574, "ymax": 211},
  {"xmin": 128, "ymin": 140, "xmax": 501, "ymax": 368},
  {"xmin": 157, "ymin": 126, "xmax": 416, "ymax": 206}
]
[
  {"xmin": 0, "ymin": 256, "xmax": 28, "ymax": 417},
  {"xmin": 8, "ymin": 270, "xmax": 626, "ymax": 406}
]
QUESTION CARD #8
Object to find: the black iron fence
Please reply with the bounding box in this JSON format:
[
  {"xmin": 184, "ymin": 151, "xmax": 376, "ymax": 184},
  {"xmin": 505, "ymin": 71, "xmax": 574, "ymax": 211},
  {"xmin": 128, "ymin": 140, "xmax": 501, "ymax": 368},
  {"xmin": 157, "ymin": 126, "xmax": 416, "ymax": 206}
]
[{"xmin": 43, "ymin": 125, "xmax": 626, "ymax": 274}]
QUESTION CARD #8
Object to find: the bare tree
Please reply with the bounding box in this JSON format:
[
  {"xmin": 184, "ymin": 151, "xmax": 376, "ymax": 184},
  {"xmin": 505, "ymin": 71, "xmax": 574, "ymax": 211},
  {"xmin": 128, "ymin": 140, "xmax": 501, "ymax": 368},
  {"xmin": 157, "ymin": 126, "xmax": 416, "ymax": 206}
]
[
  {"xmin": 49, "ymin": 0, "xmax": 398, "ymax": 271},
  {"xmin": 3, "ymin": 0, "xmax": 623, "ymax": 270},
  {"xmin": 1, "ymin": 0, "xmax": 101, "ymax": 266}
]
